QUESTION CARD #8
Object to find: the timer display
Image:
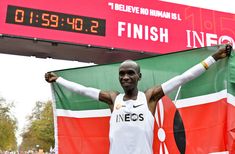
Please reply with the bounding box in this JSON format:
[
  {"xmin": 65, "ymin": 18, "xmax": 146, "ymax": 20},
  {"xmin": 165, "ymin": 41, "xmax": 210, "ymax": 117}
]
[{"xmin": 6, "ymin": 5, "xmax": 106, "ymax": 36}]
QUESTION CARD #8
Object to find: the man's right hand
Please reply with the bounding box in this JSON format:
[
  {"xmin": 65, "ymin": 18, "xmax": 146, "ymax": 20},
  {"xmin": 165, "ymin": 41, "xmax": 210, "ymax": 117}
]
[{"xmin": 45, "ymin": 72, "xmax": 58, "ymax": 83}]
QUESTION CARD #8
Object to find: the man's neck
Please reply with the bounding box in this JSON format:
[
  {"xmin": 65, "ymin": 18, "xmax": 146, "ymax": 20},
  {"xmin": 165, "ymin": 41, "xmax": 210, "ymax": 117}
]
[{"xmin": 124, "ymin": 88, "xmax": 138, "ymax": 100}]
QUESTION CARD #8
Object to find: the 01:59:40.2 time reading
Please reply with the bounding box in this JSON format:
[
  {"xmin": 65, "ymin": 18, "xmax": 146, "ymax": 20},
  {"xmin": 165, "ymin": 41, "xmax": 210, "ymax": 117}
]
[{"xmin": 6, "ymin": 5, "xmax": 106, "ymax": 36}]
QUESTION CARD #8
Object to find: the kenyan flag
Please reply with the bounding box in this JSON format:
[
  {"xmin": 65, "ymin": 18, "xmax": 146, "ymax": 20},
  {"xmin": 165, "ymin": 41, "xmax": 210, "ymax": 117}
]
[{"xmin": 51, "ymin": 46, "xmax": 235, "ymax": 154}]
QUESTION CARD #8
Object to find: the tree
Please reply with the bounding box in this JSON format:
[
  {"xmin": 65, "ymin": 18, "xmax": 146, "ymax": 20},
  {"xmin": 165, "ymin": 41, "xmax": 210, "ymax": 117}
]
[
  {"xmin": 0, "ymin": 97, "xmax": 17, "ymax": 151},
  {"xmin": 20, "ymin": 100, "xmax": 55, "ymax": 152}
]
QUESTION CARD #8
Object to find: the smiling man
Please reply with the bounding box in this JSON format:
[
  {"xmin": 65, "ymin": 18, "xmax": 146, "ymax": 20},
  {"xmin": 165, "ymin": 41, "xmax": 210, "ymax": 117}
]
[{"xmin": 45, "ymin": 45, "xmax": 231, "ymax": 154}]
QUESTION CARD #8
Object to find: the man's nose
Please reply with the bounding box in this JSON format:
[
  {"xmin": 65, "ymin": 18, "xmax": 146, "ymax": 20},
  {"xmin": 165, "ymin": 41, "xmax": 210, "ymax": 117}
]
[{"xmin": 123, "ymin": 74, "xmax": 129, "ymax": 80}]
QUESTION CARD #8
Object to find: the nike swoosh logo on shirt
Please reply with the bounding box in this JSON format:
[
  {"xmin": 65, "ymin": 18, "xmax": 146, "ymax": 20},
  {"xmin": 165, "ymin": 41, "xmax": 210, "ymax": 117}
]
[{"xmin": 133, "ymin": 104, "xmax": 144, "ymax": 108}]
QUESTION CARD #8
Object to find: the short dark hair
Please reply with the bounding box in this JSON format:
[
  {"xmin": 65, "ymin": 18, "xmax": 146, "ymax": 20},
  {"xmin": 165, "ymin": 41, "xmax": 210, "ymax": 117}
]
[{"xmin": 120, "ymin": 60, "xmax": 140, "ymax": 73}]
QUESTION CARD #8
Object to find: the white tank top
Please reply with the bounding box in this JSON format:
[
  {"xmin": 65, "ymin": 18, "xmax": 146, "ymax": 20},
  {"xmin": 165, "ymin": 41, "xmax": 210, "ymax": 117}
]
[{"xmin": 109, "ymin": 91, "xmax": 154, "ymax": 154}]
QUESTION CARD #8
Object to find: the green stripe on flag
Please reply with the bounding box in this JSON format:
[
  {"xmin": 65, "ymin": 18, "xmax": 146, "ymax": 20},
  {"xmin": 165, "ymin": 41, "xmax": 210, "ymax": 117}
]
[{"xmin": 52, "ymin": 46, "xmax": 231, "ymax": 111}]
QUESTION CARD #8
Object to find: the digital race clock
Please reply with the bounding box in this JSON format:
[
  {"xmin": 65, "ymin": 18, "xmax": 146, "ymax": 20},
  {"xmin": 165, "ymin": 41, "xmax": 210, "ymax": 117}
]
[{"xmin": 6, "ymin": 5, "xmax": 106, "ymax": 36}]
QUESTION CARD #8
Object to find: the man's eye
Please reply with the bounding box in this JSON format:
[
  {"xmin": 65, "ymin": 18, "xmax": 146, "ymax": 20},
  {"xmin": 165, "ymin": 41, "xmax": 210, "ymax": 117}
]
[
  {"xmin": 128, "ymin": 71, "xmax": 135, "ymax": 75},
  {"xmin": 119, "ymin": 72, "xmax": 124, "ymax": 76}
]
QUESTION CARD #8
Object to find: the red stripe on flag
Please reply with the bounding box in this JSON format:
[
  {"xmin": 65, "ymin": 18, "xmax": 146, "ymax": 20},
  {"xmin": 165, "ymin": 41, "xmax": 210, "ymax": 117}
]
[
  {"xmin": 227, "ymin": 103, "xmax": 235, "ymax": 154},
  {"xmin": 57, "ymin": 116, "xmax": 110, "ymax": 154},
  {"xmin": 179, "ymin": 98, "xmax": 228, "ymax": 153}
]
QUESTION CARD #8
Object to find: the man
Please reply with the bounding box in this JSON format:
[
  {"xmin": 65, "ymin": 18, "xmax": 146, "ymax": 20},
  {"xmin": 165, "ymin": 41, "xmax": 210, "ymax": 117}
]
[{"xmin": 45, "ymin": 45, "xmax": 232, "ymax": 154}]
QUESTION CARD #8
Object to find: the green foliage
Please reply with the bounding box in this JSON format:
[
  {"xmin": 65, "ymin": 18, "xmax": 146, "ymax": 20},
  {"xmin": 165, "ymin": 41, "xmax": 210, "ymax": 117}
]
[
  {"xmin": 0, "ymin": 97, "xmax": 17, "ymax": 151},
  {"xmin": 20, "ymin": 101, "xmax": 55, "ymax": 152}
]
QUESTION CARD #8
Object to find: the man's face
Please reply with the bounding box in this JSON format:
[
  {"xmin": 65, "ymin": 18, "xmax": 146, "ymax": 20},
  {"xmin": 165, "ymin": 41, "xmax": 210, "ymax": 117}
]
[{"xmin": 119, "ymin": 61, "xmax": 141, "ymax": 91}]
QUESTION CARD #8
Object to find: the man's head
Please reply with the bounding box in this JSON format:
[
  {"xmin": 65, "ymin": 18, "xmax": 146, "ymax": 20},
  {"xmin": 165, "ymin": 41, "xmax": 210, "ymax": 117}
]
[{"xmin": 119, "ymin": 60, "xmax": 142, "ymax": 92}]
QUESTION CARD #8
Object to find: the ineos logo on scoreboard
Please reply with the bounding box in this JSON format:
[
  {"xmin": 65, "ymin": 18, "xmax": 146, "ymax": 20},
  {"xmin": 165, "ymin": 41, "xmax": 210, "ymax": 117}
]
[{"xmin": 186, "ymin": 30, "xmax": 234, "ymax": 48}]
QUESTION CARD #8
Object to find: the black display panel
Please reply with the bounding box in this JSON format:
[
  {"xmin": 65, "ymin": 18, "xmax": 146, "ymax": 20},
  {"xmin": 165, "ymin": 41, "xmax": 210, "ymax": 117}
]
[{"xmin": 6, "ymin": 5, "xmax": 106, "ymax": 36}]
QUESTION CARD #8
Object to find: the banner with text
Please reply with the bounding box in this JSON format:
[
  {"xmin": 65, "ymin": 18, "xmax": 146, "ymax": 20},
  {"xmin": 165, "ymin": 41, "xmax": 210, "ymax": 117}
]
[{"xmin": 0, "ymin": 0, "xmax": 235, "ymax": 54}]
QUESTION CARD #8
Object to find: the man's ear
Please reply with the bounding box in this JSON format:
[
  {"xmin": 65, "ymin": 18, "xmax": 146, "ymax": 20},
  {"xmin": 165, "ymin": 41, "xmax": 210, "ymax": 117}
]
[{"xmin": 138, "ymin": 73, "xmax": 142, "ymax": 80}]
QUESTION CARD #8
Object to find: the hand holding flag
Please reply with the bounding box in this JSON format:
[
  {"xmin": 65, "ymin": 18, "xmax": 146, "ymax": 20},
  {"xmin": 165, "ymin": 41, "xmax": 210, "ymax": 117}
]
[
  {"xmin": 45, "ymin": 72, "xmax": 58, "ymax": 83},
  {"xmin": 212, "ymin": 44, "xmax": 233, "ymax": 61}
]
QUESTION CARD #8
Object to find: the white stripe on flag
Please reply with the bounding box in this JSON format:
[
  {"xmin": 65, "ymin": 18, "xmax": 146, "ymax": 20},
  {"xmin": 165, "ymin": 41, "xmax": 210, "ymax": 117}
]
[
  {"xmin": 228, "ymin": 92, "xmax": 235, "ymax": 106},
  {"xmin": 56, "ymin": 108, "xmax": 111, "ymax": 118},
  {"xmin": 175, "ymin": 90, "xmax": 227, "ymax": 108},
  {"xmin": 51, "ymin": 86, "xmax": 59, "ymax": 154},
  {"xmin": 56, "ymin": 90, "xmax": 235, "ymax": 118}
]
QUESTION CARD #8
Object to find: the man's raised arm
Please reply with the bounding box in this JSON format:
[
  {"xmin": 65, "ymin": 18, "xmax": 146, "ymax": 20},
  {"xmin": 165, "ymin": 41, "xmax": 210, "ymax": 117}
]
[{"xmin": 161, "ymin": 45, "xmax": 232, "ymax": 95}]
